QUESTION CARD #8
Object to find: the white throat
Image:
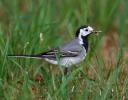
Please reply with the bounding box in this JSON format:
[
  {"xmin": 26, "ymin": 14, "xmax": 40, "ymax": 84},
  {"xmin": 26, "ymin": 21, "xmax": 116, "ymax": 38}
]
[
  {"xmin": 78, "ymin": 29, "xmax": 88, "ymax": 45},
  {"xmin": 78, "ymin": 33, "xmax": 84, "ymax": 44}
]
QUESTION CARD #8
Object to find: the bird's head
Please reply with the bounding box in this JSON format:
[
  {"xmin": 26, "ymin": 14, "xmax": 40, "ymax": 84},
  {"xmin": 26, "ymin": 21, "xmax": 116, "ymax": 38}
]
[
  {"xmin": 76, "ymin": 25, "xmax": 102, "ymax": 37},
  {"xmin": 76, "ymin": 25, "xmax": 102, "ymax": 45}
]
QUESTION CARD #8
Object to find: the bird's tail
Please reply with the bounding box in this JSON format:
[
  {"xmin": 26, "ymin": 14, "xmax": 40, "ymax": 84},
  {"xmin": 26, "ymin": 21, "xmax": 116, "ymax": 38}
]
[{"xmin": 7, "ymin": 54, "xmax": 42, "ymax": 59}]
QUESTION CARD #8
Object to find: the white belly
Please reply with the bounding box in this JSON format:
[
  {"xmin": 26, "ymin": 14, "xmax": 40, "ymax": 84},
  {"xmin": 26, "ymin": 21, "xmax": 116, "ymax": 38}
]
[{"xmin": 60, "ymin": 55, "xmax": 86, "ymax": 67}]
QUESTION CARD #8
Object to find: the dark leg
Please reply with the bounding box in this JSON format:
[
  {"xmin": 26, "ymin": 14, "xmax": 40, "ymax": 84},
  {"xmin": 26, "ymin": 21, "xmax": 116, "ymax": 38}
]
[{"xmin": 64, "ymin": 68, "xmax": 68, "ymax": 76}]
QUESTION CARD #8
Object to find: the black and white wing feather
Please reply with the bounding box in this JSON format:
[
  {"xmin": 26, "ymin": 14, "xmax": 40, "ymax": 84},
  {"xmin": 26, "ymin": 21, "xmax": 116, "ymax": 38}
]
[
  {"xmin": 38, "ymin": 47, "xmax": 82, "ymax": 58},
  {"xmin": 38, "ymin": 38, "xmax": 85, "ymax": 58}
]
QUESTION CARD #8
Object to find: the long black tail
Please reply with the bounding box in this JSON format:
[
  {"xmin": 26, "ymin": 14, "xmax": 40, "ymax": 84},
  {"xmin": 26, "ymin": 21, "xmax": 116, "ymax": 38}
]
[{"xmin": 7, "ymin": 54, "xmax": 42, "ymax": 59}]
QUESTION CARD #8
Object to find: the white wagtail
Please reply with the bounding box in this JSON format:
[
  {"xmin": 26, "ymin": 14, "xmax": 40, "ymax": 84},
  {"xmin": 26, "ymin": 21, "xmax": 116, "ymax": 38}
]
[{"xmin": 7, "ymin": 25, "xmax": 102, "ymax": 75}]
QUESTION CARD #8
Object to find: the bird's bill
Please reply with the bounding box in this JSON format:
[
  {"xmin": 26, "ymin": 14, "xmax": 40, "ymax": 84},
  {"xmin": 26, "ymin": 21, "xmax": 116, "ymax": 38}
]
[{"xmin": 92, "ymin": 30, "xmax": 102, "ymax": 35}]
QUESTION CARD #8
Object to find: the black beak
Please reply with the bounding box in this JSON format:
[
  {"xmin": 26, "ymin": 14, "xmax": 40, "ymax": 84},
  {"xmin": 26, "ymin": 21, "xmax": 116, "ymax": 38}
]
[{"xmin": 91, "ymin": 30, "xmax": 102, "ymax": 35}]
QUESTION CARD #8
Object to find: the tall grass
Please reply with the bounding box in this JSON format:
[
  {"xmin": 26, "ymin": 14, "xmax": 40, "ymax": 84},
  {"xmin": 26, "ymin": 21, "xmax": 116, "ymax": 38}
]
[{"xmin": 0, "ymin": 0, "xmax": 128, "ymax": 99}]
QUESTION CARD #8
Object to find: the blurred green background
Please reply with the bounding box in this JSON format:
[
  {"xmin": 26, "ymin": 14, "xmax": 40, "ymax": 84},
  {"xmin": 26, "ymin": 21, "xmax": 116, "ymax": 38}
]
[{"xmin": 0, "ymin": 0, "xmax": 128, "ymax": 100}]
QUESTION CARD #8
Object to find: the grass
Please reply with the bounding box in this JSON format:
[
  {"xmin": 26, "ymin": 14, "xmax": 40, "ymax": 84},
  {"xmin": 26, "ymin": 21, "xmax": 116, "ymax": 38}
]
[{"xmin": 0, "ymin": 0, "xmax": 128, "ymax": 99}]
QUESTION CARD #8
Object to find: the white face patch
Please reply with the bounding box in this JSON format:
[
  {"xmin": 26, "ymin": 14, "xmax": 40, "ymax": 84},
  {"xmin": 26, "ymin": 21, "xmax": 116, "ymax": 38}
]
[
  {"xmin": 78, "ymin": 26, "xmax": 93, "ymax": 44},
  {"xmin": 84, "ymin": 26, "xmax": 93, "ymax": 32}
]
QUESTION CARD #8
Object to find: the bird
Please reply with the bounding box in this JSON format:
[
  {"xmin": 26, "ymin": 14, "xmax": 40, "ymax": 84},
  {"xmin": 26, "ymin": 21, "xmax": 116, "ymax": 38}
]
[{"xmin": 7, "ymin": 25, "xmax": 102, "ymax": 75}]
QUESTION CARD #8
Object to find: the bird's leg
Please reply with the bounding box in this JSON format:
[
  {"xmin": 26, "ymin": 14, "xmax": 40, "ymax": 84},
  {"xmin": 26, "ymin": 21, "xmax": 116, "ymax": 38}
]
[{"xmin": 64, "ymin": 68, "xmax": 68, "ymax": 76}]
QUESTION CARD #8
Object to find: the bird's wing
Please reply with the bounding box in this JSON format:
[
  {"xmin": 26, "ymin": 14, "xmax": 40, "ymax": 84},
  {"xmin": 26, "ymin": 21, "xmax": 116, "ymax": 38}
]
[
  {"xmin": 38, "ymin": 38, "xmax": 84, "ymax": 58},
  {"xmin": 38, "ymin": 47, "xmax": 82, "ymax": 58}
]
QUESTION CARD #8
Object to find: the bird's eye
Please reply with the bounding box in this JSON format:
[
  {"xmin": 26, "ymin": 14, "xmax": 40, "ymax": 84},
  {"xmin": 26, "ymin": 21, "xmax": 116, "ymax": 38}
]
[{"xmin": 85, "ymin": 29, "xmax": 88, "ymax": 32}]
